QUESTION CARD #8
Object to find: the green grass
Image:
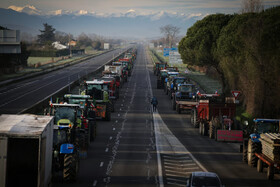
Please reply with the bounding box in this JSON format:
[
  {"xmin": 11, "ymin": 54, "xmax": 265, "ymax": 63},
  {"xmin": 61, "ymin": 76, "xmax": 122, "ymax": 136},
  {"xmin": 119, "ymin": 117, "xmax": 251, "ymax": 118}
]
[{"xmin": 27, "ymin": 57, "xmax": 60, "ymax": 66}]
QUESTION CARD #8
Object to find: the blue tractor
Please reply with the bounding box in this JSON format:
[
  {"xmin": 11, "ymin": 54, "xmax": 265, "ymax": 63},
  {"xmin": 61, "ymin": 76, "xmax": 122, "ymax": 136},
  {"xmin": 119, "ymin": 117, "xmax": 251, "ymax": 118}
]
[
  {"xmin": 243, "ymin": 118, "xmax": 280, "ymax": 167},
  {"xmin": 50, "ymin": 103, "xmax": 80, "ymax": 182}
]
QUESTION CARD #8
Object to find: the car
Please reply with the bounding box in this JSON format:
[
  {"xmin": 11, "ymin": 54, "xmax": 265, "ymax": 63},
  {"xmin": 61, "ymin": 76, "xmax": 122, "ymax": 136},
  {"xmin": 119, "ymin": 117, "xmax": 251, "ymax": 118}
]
[{"xmin": 186, "ymin": 172, "xmax": 224, "ymax": 187}]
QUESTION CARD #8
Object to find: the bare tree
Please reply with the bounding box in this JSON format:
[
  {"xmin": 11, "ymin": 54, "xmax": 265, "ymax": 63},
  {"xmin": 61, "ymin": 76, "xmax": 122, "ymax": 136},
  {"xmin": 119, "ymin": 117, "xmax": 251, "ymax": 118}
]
[
  {"xmin": 160, "ymin": 24, "xmax": 180, "ymax": 48},
  {"xmin": 241, "ymin": 0, "xmax": 264, "ymax": 13}
]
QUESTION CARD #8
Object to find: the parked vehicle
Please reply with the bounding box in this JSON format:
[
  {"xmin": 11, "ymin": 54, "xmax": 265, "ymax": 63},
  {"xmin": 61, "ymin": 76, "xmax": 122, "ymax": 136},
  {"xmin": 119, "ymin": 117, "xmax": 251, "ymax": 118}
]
[
  {"xmin": 0, "ymin": 114, "xmax": 53, "ymax": 187},
  {"xmin": 153, "ymin": 62, "xmax": 167, "ymax": 76}
]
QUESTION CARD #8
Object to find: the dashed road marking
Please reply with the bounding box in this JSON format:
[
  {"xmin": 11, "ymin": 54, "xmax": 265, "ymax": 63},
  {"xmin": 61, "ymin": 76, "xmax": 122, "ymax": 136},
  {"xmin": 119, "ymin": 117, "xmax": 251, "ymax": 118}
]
[
  {"xmin": 100, "ymin": 162, "xmax": 104, "ymax": 167},
  {"xmin": 105, "ymin": 148, "xmax": 109, "ymax": 152},
  {"xmin": 93, "ymin": 180, "xmax": 97, "ymax": 186}
]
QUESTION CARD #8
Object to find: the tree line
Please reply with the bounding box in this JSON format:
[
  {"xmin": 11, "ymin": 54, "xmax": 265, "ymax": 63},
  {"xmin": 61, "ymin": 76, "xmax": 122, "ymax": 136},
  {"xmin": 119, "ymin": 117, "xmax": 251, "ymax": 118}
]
[{"xmin": 178, "ymin": 6, "xmax": 280, "ymax": 118}]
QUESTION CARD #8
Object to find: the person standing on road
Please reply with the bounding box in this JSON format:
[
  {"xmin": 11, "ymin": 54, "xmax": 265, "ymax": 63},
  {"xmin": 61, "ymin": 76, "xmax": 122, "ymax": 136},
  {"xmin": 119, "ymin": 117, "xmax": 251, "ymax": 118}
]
[{"xmin": 151, "ymin": 96, "xmax": 158, "ymax": 112}]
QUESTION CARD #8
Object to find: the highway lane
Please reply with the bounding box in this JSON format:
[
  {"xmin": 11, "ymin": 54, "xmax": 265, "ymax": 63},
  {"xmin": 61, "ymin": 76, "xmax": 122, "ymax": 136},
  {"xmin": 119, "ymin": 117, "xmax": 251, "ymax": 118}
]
[
  {"xmin": 0, "ymin": 48, "xmax": 127, "ymax": 114},
  {"xmin": 51, "ymin": 44, "xmax": 280, "ymax": 187}
]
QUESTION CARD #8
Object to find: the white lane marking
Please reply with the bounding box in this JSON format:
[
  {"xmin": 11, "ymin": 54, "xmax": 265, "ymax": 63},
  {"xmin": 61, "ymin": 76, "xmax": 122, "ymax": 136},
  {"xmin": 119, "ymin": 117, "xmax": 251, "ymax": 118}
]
[
  {"xmin": 118, "ymin": 114, "xmax": 120, "ymax": 117},
  {"xmin": 93, "ymin": 180, "xmax": 97, "ymax": 186},
  {"xmin": 113, "ymin": 128, "xmax": 115, "ymax": 131},
  {"xmin": 109, "ymin": 136, "xmax": 112, "ymax": 140},
  {"xmin": 105, "ymin": 148, "xmax": 109, "ymax": 152},
  {"xmin": 115, "ymin": 120, "xmax": 118, "ymax": 123},
  {"xmin": 100, "ymin": 162, "xmax": 104, "ymax": 167}
]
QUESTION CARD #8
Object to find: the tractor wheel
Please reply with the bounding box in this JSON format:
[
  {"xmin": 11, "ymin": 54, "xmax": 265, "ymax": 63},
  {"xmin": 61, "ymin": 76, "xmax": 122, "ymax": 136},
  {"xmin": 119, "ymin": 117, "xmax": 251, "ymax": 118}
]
[
  {"xmin": 190, "ymin": 109, "xmax": 196, "ymax": 126},
  {"xmin": 78, "ymin": 132, "xmax": 86, "ymax": 150},
  {"xmin": 257, "ymin": 159, "xmax": 263, "ymax": 173},
  {"xmin": 202, "ymin": 122, "xmax": 208, "ymax": 136},
  {"xmin": 199, "ymin": 122, "xmax": 203, "ymax": 135},
  {"xmin": 63, "ymin": 154, "xmax": 79, "ymax": 182},
  {"xmin": 247, "ymin": 139, "xmax": 261, "ymax": 167},
  {"xmin": 209, "ymin": 121, "xmax": 215, "ymax": 139},
  {"xmin": 172, "ymin": 98, "xmax": 176, "ymax": 110},
  {"xmin": 267, "ymin": 165, "xmax": 274, "ymax": 180},
  {"xmin": 176, "ymin": 104, "xmax": 181, "ymax": 114},
  {"xmin": 242, "ymin": 141, "xmax": 248, "ymax": 163}
]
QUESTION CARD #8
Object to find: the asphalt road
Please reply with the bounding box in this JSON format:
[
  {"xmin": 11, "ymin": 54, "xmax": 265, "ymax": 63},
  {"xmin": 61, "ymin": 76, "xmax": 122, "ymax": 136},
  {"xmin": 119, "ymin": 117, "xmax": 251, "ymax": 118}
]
[
  {"xmin": 2, "ymin": 44, "xmax": 279, "ymax": 187},
  {"xmin": 0, "ymin": 48, "xmax": 127, "ymax": 114},
  {"xmin": 54, "ymin": 44, "xmax": 280, "ymax": 187}
]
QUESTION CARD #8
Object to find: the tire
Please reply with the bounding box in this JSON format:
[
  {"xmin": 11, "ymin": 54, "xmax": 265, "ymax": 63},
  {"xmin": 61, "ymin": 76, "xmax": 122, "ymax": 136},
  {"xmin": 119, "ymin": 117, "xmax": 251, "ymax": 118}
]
[
  {"xmin": 209, "ymin": 121, "xmax": 215, "ymax": 139},
  {"xmin": 199, "ymin": 122, "xmax": 203, "ymax": 135},
  {"xmin": 191, "ymin": 109, "xmax": 197, "ymax": 127},
  {"xmin": 267, "ymin": 165, "xmax": 274, "ymax": 180},
  {"xmin": 63, "ymin": 154, "xmax": 79, "ymax": 182},
  {"xmin": 172, "ymin": 98, "xmax": 176, "ymax": 110},
  {"xmin": 242, "ymin": 141, "xmax": 248, "ymax": 163},
  {"xmin": 257, "ymin": 159, "xmax": 263, "ymax": 173},
  {"xmin": 176, "ymin": 104, "xmax": 181, "ymax": 114},
  {"xmin": 247, "ymin": 139, "xmax": 261, "ymax": 167},
  {"xmin": 202, "ymin": 123, "xmax": 208, "ymax": 136}
]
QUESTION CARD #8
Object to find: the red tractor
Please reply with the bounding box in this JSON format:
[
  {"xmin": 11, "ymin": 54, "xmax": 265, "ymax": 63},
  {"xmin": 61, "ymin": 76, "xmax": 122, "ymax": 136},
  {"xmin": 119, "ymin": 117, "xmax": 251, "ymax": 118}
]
[{"xmin": 191, "ymin": 94, "xmax": 242, "ymax": 142}]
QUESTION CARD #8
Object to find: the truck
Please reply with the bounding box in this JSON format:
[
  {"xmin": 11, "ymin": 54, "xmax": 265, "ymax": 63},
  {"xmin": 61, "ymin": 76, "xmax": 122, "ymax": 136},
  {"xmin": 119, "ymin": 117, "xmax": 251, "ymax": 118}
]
[
  {"xmin": 191, "ymin": 94, "xmax": 242, "ymax": 142},
  {"xmin": 0, "ymin": 114, "xmax": 53, "ymax": 187},
  {"xmin": 111, "ymin": 62, "xmax": 128, "ymax": 82},
  {"xmin": 171, "ymin": 83, "xmax": 198, "ymax": 114}
]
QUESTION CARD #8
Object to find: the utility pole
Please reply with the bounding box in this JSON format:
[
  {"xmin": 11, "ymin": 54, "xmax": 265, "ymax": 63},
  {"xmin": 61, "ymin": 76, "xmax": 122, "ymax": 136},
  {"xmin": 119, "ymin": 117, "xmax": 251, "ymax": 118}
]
[{"xmin": 69, "ymin": 33, "xmax": 72, "ymax": 57}]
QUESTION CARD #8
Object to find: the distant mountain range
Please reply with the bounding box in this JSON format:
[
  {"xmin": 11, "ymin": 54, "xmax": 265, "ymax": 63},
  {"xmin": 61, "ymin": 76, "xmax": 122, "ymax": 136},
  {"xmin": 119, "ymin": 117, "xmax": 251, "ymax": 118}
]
[{"xmin": 0, "ymin": 6, "xmax": 205, "ymax": 39}]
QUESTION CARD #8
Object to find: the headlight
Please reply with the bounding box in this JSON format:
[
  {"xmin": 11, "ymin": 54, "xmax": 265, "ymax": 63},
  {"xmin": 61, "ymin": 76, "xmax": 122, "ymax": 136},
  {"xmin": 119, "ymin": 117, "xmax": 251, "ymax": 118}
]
[{"xmin": 192, "ymin": 95, "xmax": 195, "ymax": 99}]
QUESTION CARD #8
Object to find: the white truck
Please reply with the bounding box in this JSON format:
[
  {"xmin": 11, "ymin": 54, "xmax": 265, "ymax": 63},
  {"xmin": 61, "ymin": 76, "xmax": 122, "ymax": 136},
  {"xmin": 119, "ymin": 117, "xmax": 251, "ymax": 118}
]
[
  {"xmin": 104, "ymin": 65, "xmax": 122, "ymax": 76},
  {"xmin": 0, "ymin": 114, "xmax": 54, "ymax": 187}
]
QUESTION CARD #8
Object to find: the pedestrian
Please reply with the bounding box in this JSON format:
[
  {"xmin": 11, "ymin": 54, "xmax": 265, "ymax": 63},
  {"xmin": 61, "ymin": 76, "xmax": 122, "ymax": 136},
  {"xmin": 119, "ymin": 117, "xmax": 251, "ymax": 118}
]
[{"xmin": 151, "ymin": 96, "xmax": 158, "ymax": 112}]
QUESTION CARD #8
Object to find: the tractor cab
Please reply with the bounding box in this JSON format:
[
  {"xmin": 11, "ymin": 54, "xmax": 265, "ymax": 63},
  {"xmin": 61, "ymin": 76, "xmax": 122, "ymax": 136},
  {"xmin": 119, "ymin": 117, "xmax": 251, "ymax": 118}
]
[
  {"xmin": 175, "ymin": 84, "xmax": 197, "ymax": 100},
  {"xmin": 250, "ymin": 119, "xmax": 280, "ymax": 143},
  {"xmin": 85, "ymin": 80, "xmax": 110, "ymax": 102}
]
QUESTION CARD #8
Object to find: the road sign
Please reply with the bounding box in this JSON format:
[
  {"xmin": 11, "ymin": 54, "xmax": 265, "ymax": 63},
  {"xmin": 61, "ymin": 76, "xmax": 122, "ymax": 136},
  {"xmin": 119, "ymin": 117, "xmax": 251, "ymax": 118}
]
[
  {"xmin": 163, "ymin": 48, "xmax": 178, "ymax": 56},
  {"xmin": 231, "ymin": 90, "xmax": 241, "ymax": 99},
  {"xmin": 169, "ymin": 51, "xmax": 183, "ymax": 64}
]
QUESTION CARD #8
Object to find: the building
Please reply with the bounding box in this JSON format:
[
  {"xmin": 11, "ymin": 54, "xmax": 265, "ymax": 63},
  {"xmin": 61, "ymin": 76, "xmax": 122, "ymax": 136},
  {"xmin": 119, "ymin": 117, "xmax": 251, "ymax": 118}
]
[
  {"xmin": 104, "ymin": 43, "xmax": 110, "ymax": 50},
  {"xmin": 68, "ymin": 39, "xmax": 77, "ymax": 47},
  {"xmin": 0, "ymin": 29, "xmax": 21, "ymax": 54},
  {"xmin": 52, "ymin": 41, "xmax": 67, "ymax": 50}
]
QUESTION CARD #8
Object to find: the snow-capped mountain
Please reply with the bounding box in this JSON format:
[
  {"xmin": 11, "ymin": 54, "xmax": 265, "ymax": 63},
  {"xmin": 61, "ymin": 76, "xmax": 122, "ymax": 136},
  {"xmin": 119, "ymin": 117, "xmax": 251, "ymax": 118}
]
[{"xmin": 0, "ymin": 6, "xmax": 206, "ymax": 38}]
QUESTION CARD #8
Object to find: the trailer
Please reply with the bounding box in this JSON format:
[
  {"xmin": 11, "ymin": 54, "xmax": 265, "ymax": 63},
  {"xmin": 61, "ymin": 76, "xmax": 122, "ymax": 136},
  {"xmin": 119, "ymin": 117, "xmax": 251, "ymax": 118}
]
[
  {"xmin": 0, "ymin": 114, "xmax": 54, "ymax": 187},
  {"xmin": 255, "ymin": 153, "xmax": 280, "ymax": 180}
]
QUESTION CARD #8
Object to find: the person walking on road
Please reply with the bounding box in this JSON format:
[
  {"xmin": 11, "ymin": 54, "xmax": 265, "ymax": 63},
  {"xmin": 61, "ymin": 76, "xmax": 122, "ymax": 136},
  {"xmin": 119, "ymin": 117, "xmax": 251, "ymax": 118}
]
[{"xmin": 151, "ymin": 96, "xmax": 158, "ymax": 112}]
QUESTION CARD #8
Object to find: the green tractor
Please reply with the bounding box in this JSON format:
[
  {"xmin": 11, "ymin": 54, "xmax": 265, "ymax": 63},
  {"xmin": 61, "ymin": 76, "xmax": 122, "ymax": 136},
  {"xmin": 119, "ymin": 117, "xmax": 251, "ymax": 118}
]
[
  {"xmin": 49, "ymin": 103, "xmax": 80, "ymax": 182},
  {"xmin": 84, "ymin": 79, "xmax": 113, "ymax": 121},
  {"xmin": 64, "ymin": 94, "xmax": 97, "ymax": 143}
]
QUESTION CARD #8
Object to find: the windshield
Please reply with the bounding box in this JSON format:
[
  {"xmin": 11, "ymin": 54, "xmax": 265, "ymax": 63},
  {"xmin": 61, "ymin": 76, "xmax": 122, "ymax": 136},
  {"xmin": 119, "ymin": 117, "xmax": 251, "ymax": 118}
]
[
  {"xmin": 161, "ymin": 71, "xmax": 168, "ymax": 76},
  {"xmin": 87, "ymin": 84, "xmax": 108, "ymax": 91},
  {"xmin": 180, "ymin": 85, "xmax": 194, "ymax": 92},
  {"xmin": 192, "ymin": 176, "xmax": 220, "ymax": 187},
  {"xmin": 175, "ymin": 79, "xmax": 186, "ymax": 84},
  {"xmin": 257, "ymin": 122, "xmax": 279, "ymax": 133},
  {"xmin": 53, "ymin": 129, "xmax": 68, "ymax": 145},
  {"xmin": 54, "ymin": 107, "xmax": 76, "ymax": 124}
]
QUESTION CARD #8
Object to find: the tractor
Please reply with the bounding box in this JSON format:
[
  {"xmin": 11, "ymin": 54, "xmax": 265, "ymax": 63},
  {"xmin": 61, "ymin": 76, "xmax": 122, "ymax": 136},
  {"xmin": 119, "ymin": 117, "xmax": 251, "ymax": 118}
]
[
  {"xmin": 84, "ymin": 80, "xmax": 113, "ymax": 121},
  {"xmin": 157, "ymin": 69, "xmax": 168, "ymax": 89},
  {"xmin": 49, "ymin": 103, "xmax": 80, "ymax": 182},
  {"xmin": 171, "ymin": 83, "xmax": 197, "ymax": 114},
  {"xmin": 242, "ymin": 119, "xmax": 280, "ymax": 167},
  {"xmin": 154, "ymin": 62, "xmax": 167, "ymax": 76}
]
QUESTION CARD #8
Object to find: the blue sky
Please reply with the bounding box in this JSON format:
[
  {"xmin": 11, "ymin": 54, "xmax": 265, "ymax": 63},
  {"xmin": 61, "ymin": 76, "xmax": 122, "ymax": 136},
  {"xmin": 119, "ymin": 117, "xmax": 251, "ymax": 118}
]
[{"xmin": 1, "ymin": 0, "xmax": 280, "ymax": 16}]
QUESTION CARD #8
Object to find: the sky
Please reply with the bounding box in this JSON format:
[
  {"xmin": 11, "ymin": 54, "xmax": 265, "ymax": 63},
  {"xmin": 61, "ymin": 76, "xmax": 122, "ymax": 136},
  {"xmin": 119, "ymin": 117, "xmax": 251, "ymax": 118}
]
[{"xmin": 1, "ymin": 0, "xmax": 280, "ymax": 16}]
